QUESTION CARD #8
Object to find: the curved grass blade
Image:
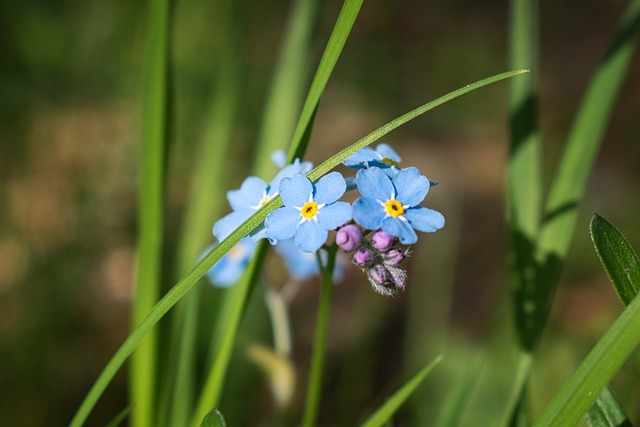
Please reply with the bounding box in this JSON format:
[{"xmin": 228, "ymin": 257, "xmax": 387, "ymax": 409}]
[
  {"xmin": 590, "ymin": 214, "xmax": 640, "ymax": 306},
  {"xmin": 69, "ymin": 70, "xmax": 524, "ymax": 427},
  {"xmin": 105, "ymin": 406, "xmax": 132, "ymax": 427},
  {"xmin": 359, "ymin": 356, "xmax": 443, "ymax": 427},
  {"xmin": 585, "ymin": 386, "xmax": 632, "ymax": 427},
  {"xmin": 286, "ymin": 0, "xmax": 364, "ymax": 163}
]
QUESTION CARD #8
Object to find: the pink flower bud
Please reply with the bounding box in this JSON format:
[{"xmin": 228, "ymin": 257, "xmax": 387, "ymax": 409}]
[
  {"xmin": 370, "ymin": 230, "xmax": 396, "ymax": 252},
  {"xmin": 352, "ymin": 248, "xmax": 374, "ymax": 267},
  {"xmin": 335, "ymin": 224, "xmax": 363, "ymax": 252},
  {"xmin": 383, "ymin": 248, "xmax": 405, "ymax": 266}
]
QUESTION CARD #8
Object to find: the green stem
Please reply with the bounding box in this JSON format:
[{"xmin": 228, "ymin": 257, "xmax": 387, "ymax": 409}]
[
  {"xmin": 301, "ymin": 245, "xmax": 337, "ymax": 427},
  {"xmin": 131, "ymin": 0, "xmax": 171, "ymax": 425}
]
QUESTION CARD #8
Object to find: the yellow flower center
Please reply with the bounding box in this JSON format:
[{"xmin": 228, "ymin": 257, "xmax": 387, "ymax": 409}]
[
  {"xmin": 385, "ymin": 199, "xmax": 404, "ymax": 217},
  {"xmin": 301, "ymin": 201, "xmax": 318, "ymax": 219},
  {"xmin": 257, "ymin": 194, "xmax": 272, "ymax": 208},
  {"xmin": 229, "ymin": 244, "xmax": 245, "ymax": 260},
  {"xmin": 381, "ymin": 157, "xmax": 400, "ymax": 167}
]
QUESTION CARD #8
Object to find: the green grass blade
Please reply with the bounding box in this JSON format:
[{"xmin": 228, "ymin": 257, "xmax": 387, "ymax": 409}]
[
  {"xmin": 253, "ymin": 0, "xmax": 320, "ymax": 178},
  {"xmin": 307, "ymin": 70, "xmax": 528, "ymax": 181},
  {"xmin": 105, "ymin": 406, "xmax": 132, "ymax": 427},
  {"xmin": 359, "ymin": 356, "xmax": 443, "ymax": 427},
  {"xmin": 585, "ymin": 386, "xmax": 632, "ymax": 427},
  {"xmin": 537, "ymin": 0, "xmax": 640, "ymax": 264},
  {"xmin": 532, "ymin": 283, "xmax": 640, "ymax": 427},
  {"xmin": 200, "ymin": 409, "xmax": 227, "ymax": 427},
  {"xmin": 130, "ymin": 0, "xmax": 172, "ymax": 425},
  {"xmin": 69, "ymin": 70, "xmax": 523, "ymax": 427},
  {"xmin": 190, "ymin": 241, "xmax": 269, "ymax": 427},
  {"xmin": 590, "ymin": 214, "xmax": 640, "ymax": 307},
  {"xmin": 301, "ymin": 246, "xmax": 337, "ymax": 427},
  {"xmin": 286, "ymin": 0, "xmax": 364, "ymax": 163}
]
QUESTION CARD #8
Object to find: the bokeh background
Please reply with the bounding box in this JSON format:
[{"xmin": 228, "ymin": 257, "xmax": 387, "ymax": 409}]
[{"xmin": 1, "ymin": 0, "xmax": 639, "ymax": 425}]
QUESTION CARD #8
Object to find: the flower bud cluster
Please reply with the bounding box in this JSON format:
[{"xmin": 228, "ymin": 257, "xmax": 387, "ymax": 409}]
[{"xmin": 335, "ymin": 225, "xmax": 411, "ymax": 296}]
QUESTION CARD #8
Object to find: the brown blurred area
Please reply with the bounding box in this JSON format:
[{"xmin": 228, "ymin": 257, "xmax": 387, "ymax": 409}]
[{"xmin": 1, "ymin": 0, "xmax": 638, "ymax": 425}]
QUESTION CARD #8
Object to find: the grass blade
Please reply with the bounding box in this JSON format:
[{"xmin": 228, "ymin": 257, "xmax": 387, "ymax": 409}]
[
  {"xmin": 69, "ymin": 70, "xmax": 523, "ymax": 427},
  {"xmin": 359, "ymin": 356, "xmax": 443, "ymax": 427},
  {"xmin": 199, "ymin": 409, "xmax": 227, "ymax": 427},
  {"xmin": 590, "ymin": 214, "xmax": 640, "ymax": 307},
  {"xmin": 130, "ymin": 0, "xmax": 172, "ymax": 425},
  {"xmin": 286, "ymin": 0, "xmax": 364, "ymax": 163},
  {"xmin": 585, "ymin": 386, "xmax": 632, "ymax": 427}
]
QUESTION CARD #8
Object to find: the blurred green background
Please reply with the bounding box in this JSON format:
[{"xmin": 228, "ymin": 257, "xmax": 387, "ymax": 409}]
[{"xmin": 1, "ymin": 0, "xmax": 639, "ymax": 425}]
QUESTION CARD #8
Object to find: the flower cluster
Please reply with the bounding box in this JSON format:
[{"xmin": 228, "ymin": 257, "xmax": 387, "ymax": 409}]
[{"xmin": 206, "ymin": 144, "xmax": 444, "ymax": 296}]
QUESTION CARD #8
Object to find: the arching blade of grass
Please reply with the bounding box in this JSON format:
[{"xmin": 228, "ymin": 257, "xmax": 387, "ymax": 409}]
[
  {"xmin": 130, "ymin": 0, "xmax": 172, "ymax": 425},
  {"xmin": 532, "ymin": 215, "xmax": 640, "ymax": 427},
  {"xmin": 585, "ymin": 386, "xmax": 632, "ymax": 427},
  {"xmin": 286, "ymin": 0, "xmax": 364, "ymax": 163},
  {"xmin": 69, "ymin": 69, "xmax": 524, "ymax": 427},
  {"xmin": 200, "ymin": 409, "xmax": 227, "ymax": 427},
  {"xmin": 359, "ymin": 356, "xmax": 443, "ymax": 427}
]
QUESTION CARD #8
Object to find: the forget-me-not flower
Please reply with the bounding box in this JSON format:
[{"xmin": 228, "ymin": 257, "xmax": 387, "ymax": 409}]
[
  {"xmin": 213, "ymin": 158, "xmax": 312, "ymax": 242},
  {"xmin": 204, "ymin": 237, "xmax": 256, "ymax": 287},
  {"xmin": 275, "ymin": 238, "xmax": 346, "ymax": 282},
  {"xmin": 265, "ymin": 172, "xmax": 352, "ymax": 253},
  {"xmin": 343, "ymin": 143, "xmax": 401, "ymax": 176},
  {"xmin": 353, "ymin": 166, "xmax": 444, "ymax": 244}
]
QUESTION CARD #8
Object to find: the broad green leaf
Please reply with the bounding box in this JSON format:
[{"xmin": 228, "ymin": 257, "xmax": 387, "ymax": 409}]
[
  {"xmin": 532, "ymin": 263, "xmax": 640, "ymax": 426},
  {"xmin": 200, "ymin": 409, "xmax": 227, "ymax": 427},
  {"xmin": 585, "ymin": 386, "xmax": 632, "ymax": 427},
  {"xmin": 590, "ymin": 214, "xmax": 640, "ymax": 306},
  {"xmin": 359, "ymin": 356, "xmax": 443, "ymax": 427},
  {"xmin": 69, "ymin": 69, "xmax": 525, "ymax": 427}
]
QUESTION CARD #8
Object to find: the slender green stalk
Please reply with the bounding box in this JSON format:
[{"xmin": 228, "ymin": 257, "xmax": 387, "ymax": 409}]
[
  {"xmin": 130, "ymin": 0, "xmax": 171, "ymax": 425},
  {"xmin": 190, "ymin": 242, "xmax": 269, "ymax": 427},
  {"xmin": 69, "ymin": 70, "xmax": 524, "ymax": 427},
  {"xmin": 301, "ymin": 246, "xmax": 337, "ymax": 427},
  {"xmin": 253, "ymin": 0, "xmax": 319, "ymax": 178},
  {"xmin": 286, "ymin": 0, "xmax": 364, "ymax": 163}
]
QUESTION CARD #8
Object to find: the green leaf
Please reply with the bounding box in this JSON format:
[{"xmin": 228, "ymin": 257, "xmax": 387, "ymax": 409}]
[
  {"xmin": 105, "ymin": 406, "xmax": 131, "ymax": 427},
  {"xmin": 590, "ymin": 214, "xmax": 640, "ymax": 307},
  {"xmin": 532, "ymin": 267, "xmax": 640, "ymax": 426},
  {"xmin": 199, "ymin": 409, "xmax": 227, "ymax": 427},
  {"xmin": 359, "ymin": 356, "xmax": 443, "ymax": 427},
  {"xmin": 69, "ymin": 69, "xmax": 525, "ymax": 427},
  {"xmin": 585, "ymin": 386, "xmax": 632, "ymax": 427}
]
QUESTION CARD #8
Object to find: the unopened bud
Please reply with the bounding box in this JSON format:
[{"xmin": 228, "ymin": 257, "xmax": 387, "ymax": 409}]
[
  {"xmin": 367, "ymin": 264, "xmax": 396, "ymax": 296},
  {"xmin": 370, "ymin": 230, "xmax": 396, "ymax": 252},
  {"xmin": 336, "ymin": 224, "xmax": 363, "ymax": 252},
  {"xmin": 352, "ymin": 248, "xmax": 374, "ymax": 267},
  {"xmin": 386, "ymin": 266, "xmax": 407, "ymax": 289},
  {"xmin": 383, "ymin": 248, "xmax": 405, "ymax": 266}
]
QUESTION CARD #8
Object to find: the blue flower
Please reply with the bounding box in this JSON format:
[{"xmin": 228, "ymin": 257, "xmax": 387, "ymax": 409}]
[
  {"xmin": 275, "ymin": 238, "xmax": 345, "ymax": 282},
  {"xmin": 204, "ymin": 237, "xmax": 256, "ymax": 287},
  {"xmin": 353, "ymin": 166, "xmax": 444, "ymax": 244},
  {"xmin": 213, "ymin": 158, "xmax": 313, "ymax": 242},
  {"xmin": 265, "ymin": 172, "xmax": 352, "ymax": 253},
  {"xmin": 343, "ymin": 143, "xmax": 401, "ymax": 176}
]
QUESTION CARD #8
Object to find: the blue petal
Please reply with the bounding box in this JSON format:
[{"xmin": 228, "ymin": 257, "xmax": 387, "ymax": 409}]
[
  {"xmin": 343, "ymin": 147, "xmax": 378, "ymax": 168},
  {"xmin": 275, "ymin": 238, "xmax": 319, "ymax": 280},
  {"xmin": 227, "ymin": 177, "xmax": 267, "ymax": 211},
  {"xmin": 376, "ymin": 143, "xmax": 401, "ymax": 163},
  {"xmin": 206, "ymin": 238, "xmax": 256, "ymax": 287},
  {"xmin": 213, "ymin": 209, "xmax": 253, "ymax": 241},
  {"xmin": 316, "ymin": 201, "xmax": 352, "ymax": 230},
  {"xmin": 353, "ymin": 197, "xmax": 385, "ymax": 230},
  {"xmin": 280, "ymin": 175, "xmax": 313, "ymax": 207},
  {"xmin": 393, "ymin": 167, "xmax": 429, "ymax": 207},
  {"xmin": 313, "ymin": 172, "xmax": 346, "ymax": 205},
  {"xmin": 271, "ymin": 150, "xmax": 287, "ymax": 168},
  {"xmin": 404, "ymin": 206, "xmax": 445, "ymax": 232},
  {"xmin": 295, "ymin": 220, "xmax": 328, "ymax": 253},
  {"xmin": 265, "ymin": 207, "xmax": 300, "ymax": 241},
  {"xmin": 382, "ymin": 216, "xmax": 418, "ymax": 244},
  {"xmin": 268, "ymin": 159, "xmax": 314, "ymax": 196},
  {"xmin": 345, "ymin": 176, "xmax": 357, "ymax": 191},
  {"xmin": 355, "ymin": 167, "xmax": 394, "ymax": 201}
]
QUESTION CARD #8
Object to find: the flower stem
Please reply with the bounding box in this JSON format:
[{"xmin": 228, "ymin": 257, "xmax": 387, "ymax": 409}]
[{"xmin": 301, "ymin": 245, "xmax": 337, "ymax": 427}]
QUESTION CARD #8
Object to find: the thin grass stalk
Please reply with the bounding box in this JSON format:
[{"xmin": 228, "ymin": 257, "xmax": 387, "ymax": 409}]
[
  {"xmin": 253, "ymin": 0, "xmax": 319, "ymax": 179},
  {"xmin": 301, "ymin": 246, "xmax": 337, "ymax": 427},
  {"xmin": 130, "ymin": 0, "xmax": 171, "ymax": 425}
]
